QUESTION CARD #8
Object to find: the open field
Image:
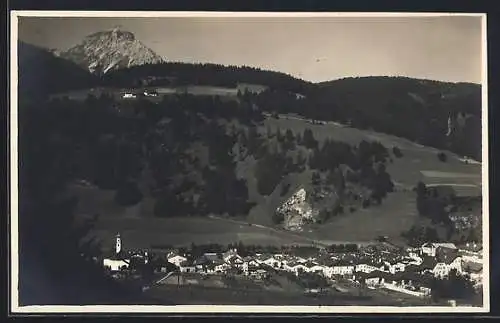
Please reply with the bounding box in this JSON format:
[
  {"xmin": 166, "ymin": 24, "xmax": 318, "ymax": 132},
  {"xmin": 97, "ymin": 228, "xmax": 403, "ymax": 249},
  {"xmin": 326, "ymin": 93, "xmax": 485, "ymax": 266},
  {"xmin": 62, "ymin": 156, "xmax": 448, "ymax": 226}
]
[
  {"xmin": 50, "ymin": 85, "xmax": 240, "ymax": 102},
  {"xmin": 304, "ymin": 191, "xmax": 418, "ymax": 243}
]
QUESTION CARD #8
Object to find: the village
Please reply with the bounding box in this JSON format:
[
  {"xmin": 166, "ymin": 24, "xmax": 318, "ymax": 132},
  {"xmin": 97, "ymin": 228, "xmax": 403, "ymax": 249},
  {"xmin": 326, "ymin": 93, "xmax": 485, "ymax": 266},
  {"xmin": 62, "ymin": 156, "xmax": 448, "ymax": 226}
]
[{"xmin": 100, "ymin": 233, "xmax": 483, "ymax": 305}]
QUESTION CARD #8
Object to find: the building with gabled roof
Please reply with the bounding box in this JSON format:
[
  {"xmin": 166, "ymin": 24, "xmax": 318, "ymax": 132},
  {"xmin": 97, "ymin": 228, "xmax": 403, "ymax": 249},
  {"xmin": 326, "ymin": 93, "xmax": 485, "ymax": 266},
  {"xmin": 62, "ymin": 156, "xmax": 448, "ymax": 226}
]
[
  {"xmin": 102, "ymin": 233, "xmax": 130, "ymax": 272},
  {"xmin": 421, "ymin": 242, "xmax": 457, "ymax": 257}
]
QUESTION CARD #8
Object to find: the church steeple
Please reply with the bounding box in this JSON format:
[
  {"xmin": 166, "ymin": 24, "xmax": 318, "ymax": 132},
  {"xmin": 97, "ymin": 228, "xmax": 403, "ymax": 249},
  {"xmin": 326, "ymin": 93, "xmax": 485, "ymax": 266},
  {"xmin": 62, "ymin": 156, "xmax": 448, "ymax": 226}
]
[{"xmin": 115, "ymin": 233, "xmax": 122, "ymax": 254}]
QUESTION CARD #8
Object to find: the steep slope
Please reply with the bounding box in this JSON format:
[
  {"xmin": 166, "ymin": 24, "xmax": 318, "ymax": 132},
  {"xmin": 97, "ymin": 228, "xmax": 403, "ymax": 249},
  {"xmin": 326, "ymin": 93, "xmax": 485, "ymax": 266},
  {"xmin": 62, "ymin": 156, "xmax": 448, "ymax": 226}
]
[
  {"xmin": 17, "ymin": 41, "xmax": 99, "ymax": 99},
  {"xmin": 59, "ymin": 27, "xmax": 164, "ymax": 75}
]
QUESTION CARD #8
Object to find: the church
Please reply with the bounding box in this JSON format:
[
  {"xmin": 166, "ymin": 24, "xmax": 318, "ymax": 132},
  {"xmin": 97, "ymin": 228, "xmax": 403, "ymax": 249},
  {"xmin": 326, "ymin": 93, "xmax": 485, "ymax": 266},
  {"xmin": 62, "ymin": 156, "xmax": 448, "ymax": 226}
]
[{"xmin": 102, "ymin": 233, "xmax": 130, "ymax": 272}]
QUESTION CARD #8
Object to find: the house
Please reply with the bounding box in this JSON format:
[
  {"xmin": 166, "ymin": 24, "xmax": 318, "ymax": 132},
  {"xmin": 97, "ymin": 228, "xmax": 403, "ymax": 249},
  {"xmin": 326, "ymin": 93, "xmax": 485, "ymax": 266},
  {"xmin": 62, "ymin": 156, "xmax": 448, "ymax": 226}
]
[
  {"xmin": 191, "ymin": 253, "xmax": 227, "ymax": 274},
  {"xmin": 103, "ymin": 258, "xmax": 129, "ymax": 272},
  {"xmin": 365, "ymin": 271, "xmax": 389, "ymax": 287},
  {"xmin": 223, "ymin": 249, "xmax": 243, "ymax": 263},
  {"xmin": 167, "ymin": 254, "xmax": 188, "ymax": 267},
  {"xmin": 178, "ymin": 260, "xmax": 196, "ymax": 273},
  {"xmin": 307, "ymin": 263, "xmax": 327, "ymax": 276},
  {"xmin": 243, "ymin": 258, "xmax": 262, "ymax": 275},
  {"xmin": 421, "ymin": 242, "xmax": 457, "ymax": 257},
  {"xmin": 215, "ymin": 263, "xmax": 230, "ymax": 273},
  {"xmin": 331, "ymin": 260, "xmax": 355, "ymax": 277},
  {"xmin": 355, "ymin": 263, "xmax": 378, "ymax": 274},
  {"xmin": 261, "ymin": 255, "xmax": 282, "ymax": 268},
  {"xmin": 354, "ymin": 270, "xmax": 390, "ymax": 287},
  {"xmin": 284, "ymin": 261, "xmax": 308, "ymax": 276},
  {"xmin": 388, "ymin": 262, "xmax": 406, "ymax": 274},
  {"xmin": 226, "ymin": 254, "xmax": 245, "ymax": 269},
  {"xmin": 432, "ymin": 255, "xmax": 463, "ymax": 278},
  {"xmin": 144, "ymin": 89, "xmax": 158, "ymax": 97},
  {"xmin": 122, "ymin": 92, "xmax": 137, "ymax": 99}
]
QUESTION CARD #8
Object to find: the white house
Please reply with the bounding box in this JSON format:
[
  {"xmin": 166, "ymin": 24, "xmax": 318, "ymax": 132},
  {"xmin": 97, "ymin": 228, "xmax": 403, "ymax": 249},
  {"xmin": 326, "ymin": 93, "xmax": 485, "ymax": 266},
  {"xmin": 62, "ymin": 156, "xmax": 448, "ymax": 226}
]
[
  {"xmin": 223, "ymin": 249, "xmax": 243, "ymax": 263},
  {"xmin": 144, "ymin": 90, "xmax": 158, "ymax": 97},
  {"xmin": 215, "ymin": 262, "xmax": 231, "ymax": 273},
  {"xmin": 167, "ymin": 254, "xmax": 188, "ymax": 267},
  {"xmin": 421, "ymin": 242, "xmax": 457, "ymax": 257},
  {"xmin": 308, "ymin": 264, "xmax": 328, "ymax": 276},
  {"xmin": 355, "ymin": 263, "xmax": 379, "ymax": 274},
  {"xmin": 284, "ymin": 262, "xmax": 308, "ymax": 276},
  {"xmin": 388, "ymin": 262, "xmax": 406, "ymax": 274},
  {"xmin": 331, "ymin": 264, "xmax": 355, "ymax": 276},
  {"xmin": 432, "ymin": 256, "xmax": 463, "ymax": 278},
  {"xmin": 262, "ymin": 255, "xmax": 282, "ymax": 268},
  {"xmin": 103, "ymin": 258, "xmax": 129, "ymax": 272},
  {"xmin": 122, "ymin": 93, "xmax": 137, "ymax": 99},
  {"xmin": 226, "ymin": 255, "xmax": 245, "ymax": 269},
  {"xmin": 178, "ymin": 260, "xmax": 196, "ymax": 273}
]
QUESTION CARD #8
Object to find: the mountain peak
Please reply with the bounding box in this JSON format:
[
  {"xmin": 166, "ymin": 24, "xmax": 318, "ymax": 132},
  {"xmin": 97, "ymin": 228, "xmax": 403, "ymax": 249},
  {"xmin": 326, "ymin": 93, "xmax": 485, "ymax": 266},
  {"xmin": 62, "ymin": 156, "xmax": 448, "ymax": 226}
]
[{"xmin": 60, "ymin": 28, "xmax": 163, "ymax": 75}]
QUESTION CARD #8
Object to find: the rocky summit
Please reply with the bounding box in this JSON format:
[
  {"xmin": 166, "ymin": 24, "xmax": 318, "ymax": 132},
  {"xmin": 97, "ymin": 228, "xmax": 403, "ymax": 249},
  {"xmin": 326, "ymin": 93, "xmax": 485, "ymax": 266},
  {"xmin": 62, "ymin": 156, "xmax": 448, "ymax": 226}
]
[{"xmin": 58, "ymin": 26, "xmax": 164, "ymax": 75}]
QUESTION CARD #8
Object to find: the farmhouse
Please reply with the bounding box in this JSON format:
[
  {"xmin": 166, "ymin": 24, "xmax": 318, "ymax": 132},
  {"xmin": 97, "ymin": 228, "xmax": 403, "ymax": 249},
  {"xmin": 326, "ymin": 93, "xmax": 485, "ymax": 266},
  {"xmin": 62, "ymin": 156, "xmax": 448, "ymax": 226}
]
[
  {"xmin": 432, "ymin": 254, "xmax": 463, "ymax": 279},
  {"xmin": 421, "ymin": 242, "xmax": 457, "ymax": 257}
]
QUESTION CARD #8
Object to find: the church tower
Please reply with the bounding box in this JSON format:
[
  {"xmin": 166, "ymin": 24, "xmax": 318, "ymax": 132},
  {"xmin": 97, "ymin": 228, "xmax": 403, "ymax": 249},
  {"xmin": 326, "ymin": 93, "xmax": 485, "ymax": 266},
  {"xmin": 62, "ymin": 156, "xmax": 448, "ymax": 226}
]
[{"xmin": 115, "ymin": 233, "xmax": 122, "ymax": 255}]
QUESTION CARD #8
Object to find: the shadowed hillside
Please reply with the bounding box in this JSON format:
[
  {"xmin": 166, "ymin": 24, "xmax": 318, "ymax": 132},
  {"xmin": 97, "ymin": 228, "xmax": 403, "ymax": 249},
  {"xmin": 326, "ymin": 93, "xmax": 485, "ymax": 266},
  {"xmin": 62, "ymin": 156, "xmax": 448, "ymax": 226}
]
[{"xmin": 17, "ymin": 41, "xmax": 99, "ymax": 101}]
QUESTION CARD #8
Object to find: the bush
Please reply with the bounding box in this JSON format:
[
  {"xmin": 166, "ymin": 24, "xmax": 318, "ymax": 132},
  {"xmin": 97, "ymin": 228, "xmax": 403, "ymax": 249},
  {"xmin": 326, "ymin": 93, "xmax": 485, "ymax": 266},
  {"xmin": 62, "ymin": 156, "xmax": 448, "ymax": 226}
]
[{"xmin": 437, "ymin": 152, "xmax": 448, "ymax": 162}]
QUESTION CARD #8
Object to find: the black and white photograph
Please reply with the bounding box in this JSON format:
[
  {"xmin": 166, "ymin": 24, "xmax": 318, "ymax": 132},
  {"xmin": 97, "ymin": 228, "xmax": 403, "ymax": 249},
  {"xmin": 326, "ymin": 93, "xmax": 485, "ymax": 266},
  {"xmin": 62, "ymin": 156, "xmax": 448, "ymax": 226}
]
[{"xmin": 10, "ymin": 11, "xmax": 489, "ymax": 313}]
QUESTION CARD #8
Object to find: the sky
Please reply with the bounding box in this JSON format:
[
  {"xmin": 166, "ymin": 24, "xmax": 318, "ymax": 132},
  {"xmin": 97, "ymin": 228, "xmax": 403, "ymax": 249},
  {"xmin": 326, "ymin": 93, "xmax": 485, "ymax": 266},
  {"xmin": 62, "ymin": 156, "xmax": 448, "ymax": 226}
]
[{"xmin": 17, "ymin": 15, "xmax": 484, "ymax": 84}]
